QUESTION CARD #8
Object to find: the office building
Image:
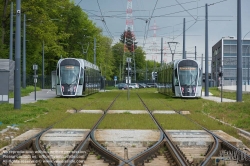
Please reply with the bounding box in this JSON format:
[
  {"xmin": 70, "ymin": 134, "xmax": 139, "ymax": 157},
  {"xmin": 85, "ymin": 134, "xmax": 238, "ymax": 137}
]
[{"xmin": 212, "ymin": 36, "xmax": 250, "ymax": 86}]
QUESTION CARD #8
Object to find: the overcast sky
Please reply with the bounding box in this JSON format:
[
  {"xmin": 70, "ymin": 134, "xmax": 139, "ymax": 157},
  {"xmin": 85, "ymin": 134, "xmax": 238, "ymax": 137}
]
[{"xmin": 75, "ymin": 0, "xmax": 250, "ymax": 71}]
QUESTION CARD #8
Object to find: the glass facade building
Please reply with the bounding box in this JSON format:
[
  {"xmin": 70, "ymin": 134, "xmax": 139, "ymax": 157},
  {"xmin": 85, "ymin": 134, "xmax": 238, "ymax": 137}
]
[{"xmin": 212, "ymin": 37, "xmax": 250, "ymax": 86}]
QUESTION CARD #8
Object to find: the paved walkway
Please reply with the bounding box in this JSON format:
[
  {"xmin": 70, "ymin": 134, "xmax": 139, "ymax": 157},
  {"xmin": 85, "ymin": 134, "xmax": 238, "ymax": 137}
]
[
  {"xmin": 202, "ymin": 86, "xmax": 238, "ymax": 103},
  {"xmin": 8, "ymin": 87, "xmax": 241, "ymax": 104},
  {"xmin": 201, "ymin": 93, "xmax": 236, "ymax": 103},
  {"xmin": 9, "ymin": 89, "xmax": 57, "ymax": 104}
]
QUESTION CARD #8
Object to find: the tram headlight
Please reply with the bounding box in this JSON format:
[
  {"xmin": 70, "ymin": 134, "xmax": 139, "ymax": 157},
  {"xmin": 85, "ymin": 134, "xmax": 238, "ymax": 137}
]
[{"xmin": 69, "ymin": 86, "xmax": 74, "ymax": 92}]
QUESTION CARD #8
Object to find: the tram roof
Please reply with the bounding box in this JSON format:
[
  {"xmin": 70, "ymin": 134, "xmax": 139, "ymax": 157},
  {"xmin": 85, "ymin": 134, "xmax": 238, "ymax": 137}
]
[{"xmin": 57, "ymin": 58, "xmax": 100, "ymax": 71}]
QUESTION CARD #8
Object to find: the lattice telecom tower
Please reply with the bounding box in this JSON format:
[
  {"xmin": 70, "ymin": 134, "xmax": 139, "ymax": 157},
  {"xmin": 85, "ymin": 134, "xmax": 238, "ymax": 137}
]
[
  {"xmin": 148, "ymin": 21, "xmax": 169, "ymax": 63},
  {"xmin": 124, "ymin": 0, "xmax": 134, "ymax": 52},
  {"xmin": 125, "ymin": 0, "xmax": 133, "ymax": 33},
  {"xmin": 149, "ymin": 20, "xmax": 158, "ymax": 60},
  {"xmin": 122, "ymin": 0, "xmax": 136, "ymax": 81}
]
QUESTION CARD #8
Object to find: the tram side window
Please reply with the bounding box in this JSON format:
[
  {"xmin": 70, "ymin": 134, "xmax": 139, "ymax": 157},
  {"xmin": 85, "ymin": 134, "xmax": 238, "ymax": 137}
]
[
  {"xmin": 57, "ymin": 68, "xmax": 60, "ymax": 85},
  {"xmin": 79, "ymin": 69, "xmax": 83, "ymax": 85},
  {"xmin": 198, "ymin": 68, "xmax": 202, "ymax": 86},
  {"xmin": 174, "ymin": 69, "xmax": 179, "ymax": 85}
]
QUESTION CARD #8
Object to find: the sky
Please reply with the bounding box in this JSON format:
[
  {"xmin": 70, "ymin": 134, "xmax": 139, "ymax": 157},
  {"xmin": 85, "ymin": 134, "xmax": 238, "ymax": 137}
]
[{"xmin": 75, "ymin": 0, "xmax": 250, "ymax": 72}]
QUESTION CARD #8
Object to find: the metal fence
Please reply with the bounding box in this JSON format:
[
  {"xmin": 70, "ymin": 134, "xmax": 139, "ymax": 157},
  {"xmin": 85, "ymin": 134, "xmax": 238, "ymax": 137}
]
[
  {"xmin": 24, "ymin": 74, "xmax": 157, "ymax": 89},
  {"xmin": 25, "ymin": 75, "xmax": 52, "ymax": 89}
]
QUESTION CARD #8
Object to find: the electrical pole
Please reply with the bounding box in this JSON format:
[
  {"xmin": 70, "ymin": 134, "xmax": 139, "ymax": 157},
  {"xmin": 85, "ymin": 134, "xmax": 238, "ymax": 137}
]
[
  {"xmin": 133, "ymin": 39, "xmax": 136, "ymax": 82},
  {"xmin": 146, "ymin": 61, "xmax": 148, "ymax": 82},
  {"xmin": 22, "ymin": 14, "xmax": 26, "ymax": 88},
  {"xmin": 183, "ymin": 18, "xmax": 186, "ymax": 59},
  {"xmin": 9, "ymin": 2, "xmax": 13, "ymax": 60},
  {"xmin": 195, "ymin": 46, "xmax": 197, "ymax": 60},
  {"xmin": 205, "ymin": 4, "xmax": 209, "ymax": 96},
  {"xmin": 14, "ymin": 0, "xmax": 21, "ymax": 109},
  {"xmin": 94, "ymin": 37, "xmax": 96, "ymax": 65},
  {"xmin": 237, "ymin": 0, "xmax": 242, "ymax": 102},
  {"xmin": 42, "ymin": 40, "xmax": 44, "ymax": 89},
  {"xmin": 161, "ymin": 37, "xmax": 163, "ymax": 66}
]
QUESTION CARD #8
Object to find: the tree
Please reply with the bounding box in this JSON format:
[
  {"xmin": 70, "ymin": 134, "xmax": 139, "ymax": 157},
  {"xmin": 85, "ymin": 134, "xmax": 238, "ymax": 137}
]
[
  {"xmin": 0, "ymin": 0, "xmax": 122, "ymax": 82},
  {"xmin": 112, "ymin": 43, "xmax": 124, "ymax": 80},
  {"xmin": 97, "ymin": 36, "xmax": 114, "ymax": 80},
  {"xmin": 134, "ymin": 47, "xmax": 146, "ymax": 80},
  {"xmin": 119, "ymin": 27, "xmax": 137, "ymax": 53}
]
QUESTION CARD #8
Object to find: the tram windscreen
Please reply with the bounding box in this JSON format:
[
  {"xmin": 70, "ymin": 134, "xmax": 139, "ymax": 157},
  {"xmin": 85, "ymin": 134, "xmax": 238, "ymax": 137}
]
[
  {"xmin": 60, "ymin": 65, "xmax": 80, "ymax": 85},
  {"xmin": 178, "ymin": 66, "xmax": 198, "ymax": 86}
]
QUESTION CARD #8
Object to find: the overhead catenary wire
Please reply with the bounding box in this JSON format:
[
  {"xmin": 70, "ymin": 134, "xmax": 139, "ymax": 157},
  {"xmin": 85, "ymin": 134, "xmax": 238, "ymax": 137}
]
[
  {"xmin": 142, "ymin": 0, "xmax": 159, "ymax": 47},
  {"xmin": 78, "ymin": 0, "xmax": 230, "ymax": 51},
  {"xmin": 76, "ymin": 0, "xmax": 83, "ymax": 6},
  {"xmin": 175, "ymin": 0, "xmax": 198, "ymax": 21},
  {"xmin": 97, "ymin": 0, "xmax": 114, "ymax": 40}
]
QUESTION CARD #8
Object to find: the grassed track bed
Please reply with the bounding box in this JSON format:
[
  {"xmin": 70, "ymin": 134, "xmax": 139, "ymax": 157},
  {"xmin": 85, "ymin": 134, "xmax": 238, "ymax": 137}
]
[
  {"xmin": 98, "ymin": 114, "xmax": 157, "ymax": 129},
  {"xmin": 1, "ymin": 88, "xmax": 250, "ymax": 149},
  {"xmin": 154, "ymin": 114, "xmax": 201, "ymax": 130},
  {"xmin": 109, "ymin": 91, "xmax": 145, "ymax": 110},
  {"xmin": 54, "ymin": 113, "xmax": 102, "ymax": 129}
]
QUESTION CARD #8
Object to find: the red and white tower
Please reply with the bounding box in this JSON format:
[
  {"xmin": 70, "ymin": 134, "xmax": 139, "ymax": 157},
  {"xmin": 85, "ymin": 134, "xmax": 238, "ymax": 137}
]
[
  {"xmin": 125, "ymin": 0, "xmax": 133, "ymax": 33},
  {"xmin": 150, "ymin": 20, "xmax": 158, "ymax": 60},
  {"xmin": 124, "ymin": 0, "xmax": 134, "ymax": 52},
  {"xmin": 123, "ymin": 0, "xmax": 136, "ymax": 81}
]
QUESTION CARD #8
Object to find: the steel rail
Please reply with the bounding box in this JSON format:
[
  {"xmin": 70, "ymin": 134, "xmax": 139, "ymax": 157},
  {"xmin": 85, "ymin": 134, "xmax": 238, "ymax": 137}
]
[
  {"xmin": 33, "ymin": 129, "xmax": 57, "ymax": 166},
  {"xmin": 0, "ymin": 106, "xmax": 79, "ymax": 165},
  {"xmin": 131, "ymin": 138, "xmax": 165, "ymax": 166},
  {"xmin": 206, "ymin": 130, "xmax": 250, "ymax": 163},
  {"xmin": 134, "ymin": 93, "xmax": 190, "ymax": 166},
  {"xmin": 176, "ymin": 110, "xmax": 250, "ymax": 165},
  {"xmin": 155, "ymin": 96, "xmax": 220, "ymax": 165},
  {"xmin": 0, "ymin": 127, "xmax": 53, "ymax": 165},
  {"xmin": 64, "ymin": 93, "xmax": 126, "ymax": 166},
  {"xmin": 174, "ymin": 111, "xmax": 219, "ymax": 166}
]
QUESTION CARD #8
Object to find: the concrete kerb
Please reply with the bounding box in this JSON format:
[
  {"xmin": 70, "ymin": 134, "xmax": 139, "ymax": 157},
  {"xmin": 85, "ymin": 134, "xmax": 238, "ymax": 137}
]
[{"xmin": 202, "ymin": 111, "xmax": 250, "ymax": 142}]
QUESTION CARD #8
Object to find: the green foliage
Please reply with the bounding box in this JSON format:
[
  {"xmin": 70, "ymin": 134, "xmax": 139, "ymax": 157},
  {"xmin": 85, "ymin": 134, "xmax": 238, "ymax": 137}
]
[
  {"xmin": 0, "ymin": 0, "xmax": 114, "ymax": 78},
  {"xmin": 119, "ymin": 28, "xmax": 138, "ymax": 52}
]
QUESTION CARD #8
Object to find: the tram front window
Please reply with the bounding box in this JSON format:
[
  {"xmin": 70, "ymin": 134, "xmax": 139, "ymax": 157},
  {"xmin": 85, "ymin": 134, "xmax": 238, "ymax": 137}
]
[
  {"xmin": 178, "ymin": 66, "xmax": 198, "ymax": 86},
  {"xmin": 60, "ymin": 65, "xmax": 80, "ymax": 85}
]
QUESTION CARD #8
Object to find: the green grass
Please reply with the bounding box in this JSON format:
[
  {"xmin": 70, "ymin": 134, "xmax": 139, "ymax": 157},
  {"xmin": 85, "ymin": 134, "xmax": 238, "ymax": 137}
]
[
  {"xmin": 9, "ymin": 86, "xmax": 41, "ymax": 98},
  {"xmin": 1, "ymin": 88, "xmax": 250, "ymax": 149},
  {"xmin": 110, "ymin": 91, "xmax": 145, "ymax": 110},
  {"xmin": 54, "ymin": 114, "xmax": 102, "ymax": 129},
  {"xmin": 154, "ymin": 114, "xmax": 201, "ymax": 130},
  {"xmin": 98, "ymin": 114, "xmax": 157, "ymax": 129}
]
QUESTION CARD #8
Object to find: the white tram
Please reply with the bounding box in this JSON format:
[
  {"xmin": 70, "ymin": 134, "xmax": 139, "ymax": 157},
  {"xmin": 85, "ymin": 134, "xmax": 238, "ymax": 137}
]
[
  {"xmin": 56, "ymin": 58, "xmax": 101, "ymax": 97},
  {"xmin": 158, "ymin": 59, "xmax": 202, "ymax": 98}
]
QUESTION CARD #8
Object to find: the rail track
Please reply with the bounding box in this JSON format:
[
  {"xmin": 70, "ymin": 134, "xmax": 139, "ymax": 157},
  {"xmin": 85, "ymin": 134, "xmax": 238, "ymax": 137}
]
[
  {"xmin": 125, "ymin": 93, "xmax": 190, "ymax": 166},
  {"xmin": 62, "ymin": 93, "xmax": 127, "ymax": 166},
  {"xmin": 0, "ymin": 92, "xmax": 119, "ymax": 166},
  {"xmin": 147, "ymin": 95, "xmax": 250, "ymax": 165},
  {"xmin": 1, "ymin": 90, "xmax": 250, "ymax": 166}
]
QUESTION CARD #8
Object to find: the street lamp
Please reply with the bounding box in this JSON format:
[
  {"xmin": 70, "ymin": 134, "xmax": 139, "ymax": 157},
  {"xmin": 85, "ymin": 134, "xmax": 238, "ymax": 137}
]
[
  {"xmin": 78, "ymin": 41, "xmax": 89, "ymax": 59},
  {"xmin": 167, "ymin": 42, "xmax": 178, "ymax": 61}
]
